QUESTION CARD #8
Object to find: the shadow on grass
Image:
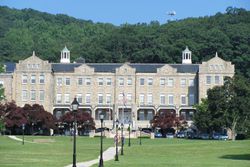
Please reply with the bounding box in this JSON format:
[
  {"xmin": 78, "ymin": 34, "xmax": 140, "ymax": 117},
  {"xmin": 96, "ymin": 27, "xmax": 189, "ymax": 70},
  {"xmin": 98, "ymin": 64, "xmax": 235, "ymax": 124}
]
[{"xmin": 220, "ymin": 154, "xmax": 250, "ymax": 161}]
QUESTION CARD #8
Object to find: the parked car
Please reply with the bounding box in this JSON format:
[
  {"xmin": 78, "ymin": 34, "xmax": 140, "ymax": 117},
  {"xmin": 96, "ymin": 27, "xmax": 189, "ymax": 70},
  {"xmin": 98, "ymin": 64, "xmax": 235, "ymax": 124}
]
[
  {"xmin": 199, "ymin": 133, "xmax": 210, "ymax": 140},
  {"xmin": 166, "ymin": 133, "xmax": 174, "ymax": 138},
  {"xmin": 176, "ymin": 131, "xmax": 186, "ymax": 138},
  {"xmin": 154, "ymin": 132, "xmax": 162, "ymax": 138},
  {"xmin": 212, "ymin": 133, "xmax": 228, "ymax": 140}
]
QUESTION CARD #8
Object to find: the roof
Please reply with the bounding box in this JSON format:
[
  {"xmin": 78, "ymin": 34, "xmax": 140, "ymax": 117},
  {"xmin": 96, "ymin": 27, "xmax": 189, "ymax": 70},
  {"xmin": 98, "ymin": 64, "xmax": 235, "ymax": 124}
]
[
  {"xmin": 62, "ymin": 46, "xmax": 69, "ymax": 52},
  {"xmin": 3, "ymin": 62, "xmax": 16, "ymax": 73},
  {"xmin": 2, "ymin": 61, "xmax": 199, "ymax": 74},
  {"xmin": 52, "ymin": 63, "xmax": 199, "ymax": 73}
]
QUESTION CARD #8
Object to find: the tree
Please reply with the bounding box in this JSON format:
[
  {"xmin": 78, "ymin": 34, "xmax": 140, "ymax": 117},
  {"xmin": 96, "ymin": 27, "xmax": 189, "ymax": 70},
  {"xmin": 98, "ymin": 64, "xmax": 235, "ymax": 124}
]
[
  {"xmin": 60, "ymin": 110, "xmax": 95, "ymax": 134},
  {"xmin": 194, "ymin": 75, "xmax": 250, "ymax": 140},
  {"xmin": 23, "ymin": 104, "xmax": 55, "ymax": 135},
  {"xmin": 151, "ymin": 111, "xmax": 183, "ymax": 136}
]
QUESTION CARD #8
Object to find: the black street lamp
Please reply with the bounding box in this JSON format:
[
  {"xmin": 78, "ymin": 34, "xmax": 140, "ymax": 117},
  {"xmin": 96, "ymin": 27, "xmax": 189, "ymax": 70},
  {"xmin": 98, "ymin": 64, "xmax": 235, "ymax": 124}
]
[
  {"xmin": 22, "ymin": 123, "xmax": 25, "ymax": 145},
  {"xmin": 115, "ymin": 119, "xmax": 119, "ymax": 161},
  {"xmin": 128, "ymin": 121, "xmax": 131, "ymax": 147},
  {"xmin": 71, "ymin": 97, "xmax": 79, "ymax": 167},
  {"xmin": 99, "ymin": 113, "xmax": 104, "ymax": 167},
  {"xmin": 121, "ymin": 123, "xmax": 124, "ymax": 155},
  {"xmin": 139, "ymin": 127, "xmax": 142, "ymax": 145}
]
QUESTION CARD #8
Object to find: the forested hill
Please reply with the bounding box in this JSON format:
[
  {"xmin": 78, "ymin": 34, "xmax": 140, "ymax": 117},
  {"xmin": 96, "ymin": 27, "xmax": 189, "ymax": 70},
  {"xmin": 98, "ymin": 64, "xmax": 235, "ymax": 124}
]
[{"xmin": 0, "ymin": 6, "xmax": 250, "ymax": 78}]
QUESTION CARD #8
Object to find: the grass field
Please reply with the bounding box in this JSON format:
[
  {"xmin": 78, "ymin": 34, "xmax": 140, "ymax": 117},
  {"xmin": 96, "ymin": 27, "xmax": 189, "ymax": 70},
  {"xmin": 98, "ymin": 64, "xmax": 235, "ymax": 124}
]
[{"xmin": 0, "ymin": 136, "xmax": 250, "ymax": 167}]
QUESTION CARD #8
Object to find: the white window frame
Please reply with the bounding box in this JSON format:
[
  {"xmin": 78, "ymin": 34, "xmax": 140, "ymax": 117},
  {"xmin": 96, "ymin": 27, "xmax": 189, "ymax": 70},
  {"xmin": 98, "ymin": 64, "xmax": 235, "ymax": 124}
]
[
  {"xmin": 22, "ymin": 74, "xmax": 28, "ymax": 84},
  {"xmin": 127, "ymin": 78, "xmax": 132, "ymax": 86},
  {"xmin": 65, "ymin": 78, "xmax": 71, "ymax": 86},
  {"xmin": 119, "ymin": 78, "xmax": 124, "ymax": 86},
  {"xmin": 181, "ymin": 95, "xmax": 186, "ymax": 105},
  {"xmin": 98, "ymin": 93, "xmax": 103, "ymax": 104},
  {"xmin": 181, "ymin": 78, "xmax": 186, "ymax": 87},
  {"xmin": 127, "ymin": 93, "xmax": 132, "ymax": 103},
  {"xmin": 106, "ymin": 78, "xmax": 112, "ymax": 86},
  {"xmin": 86, "ymin": 93, "xmax": 91, "ymax": 104},
  {"xmin": 77, "ymin": 94, "xmax": 83, "ymax": 104},
  {"xmin": 168, "ymin": 78, "xmax": 174, "ymax": 87},
  {"xmin": 189, "ymin": 79, "xmax": 194, "ymax": 87},
  {"xmin": 31, "ymin": 75, "xmax": 36, "ymax": 84},
  {"xmin": 39, "ymin": 90, "xmax": 44, "ymax": 101},
  {"xmin": 22, "ymin": 90, "xmax": 28, "ymax": 101},
  {"xmin": 39, "ymin": 74, "xmax": 45, "ymax": 84},
  {"xmin": 140, "ymin": 78, "xmax": 145, "ymax": 86},
  {"xmin": 56, "ymin": 94, "xmax": 62, "ymax": 104},
  {"xmin": 215, "ymin": 76, "xmax": 220, "ymax": 85},
  {"xmin": 98, "ymin": 78, "xmax": 104, "ymax": 86},
  {"xmin": 64, "ymin": 94, "xmax": 70, "ymax": 104},
  {"xmin": 168, "ymin": 94, "xmax": 174, "ymax": 105},
  {"xmin": 206, "ymin": 76, "xmax": 212, "ymax": 85},
  {"xmin": 148, "ymin": 78, "xmax": 153, "ymax": 86},
  {"xmin": 106, "ymin": 94, "xmax": 111, "ymax": 104},
  {"xmin": 147, "ymin": 94, "xmax": 153, "ymax": 105},
  {"xmin": 160, "ymin": 78, "xmax": 165, "ymax": 86},
  {"xmin": 139, "ymin": 94, "xmax": 144, "ymax": 105},
  {"xmin": 160, "ymin": 94, "xmax": 165, "ymax": 105},
  {"xmin": 78, "ymin": 78, "xmax": 83, "ymax": 85},
  {"xmin": 30, "ymin": 90, "xmax": 36, "ymax": 101},
  {"xmin": 85, "ymin": 78, "xmax": 91, "ymax": 85},
  {"xmin": 57, "ymin": 78, "xmax": 63, "ymax": 86}
]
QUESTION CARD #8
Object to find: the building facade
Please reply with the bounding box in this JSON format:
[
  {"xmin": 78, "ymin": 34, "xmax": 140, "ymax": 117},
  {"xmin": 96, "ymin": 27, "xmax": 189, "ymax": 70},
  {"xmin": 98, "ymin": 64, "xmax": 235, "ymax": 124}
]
[{"xmin": 0, "ymin": 47, "xmax": 235, "ymax": 129}]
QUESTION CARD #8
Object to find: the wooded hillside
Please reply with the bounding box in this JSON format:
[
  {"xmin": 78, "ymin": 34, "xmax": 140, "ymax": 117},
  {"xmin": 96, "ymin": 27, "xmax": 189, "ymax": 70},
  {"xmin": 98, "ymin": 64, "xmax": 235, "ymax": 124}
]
[{"xmin": 0, "ymin": 6, "xmax": 249, "ymax": 78}]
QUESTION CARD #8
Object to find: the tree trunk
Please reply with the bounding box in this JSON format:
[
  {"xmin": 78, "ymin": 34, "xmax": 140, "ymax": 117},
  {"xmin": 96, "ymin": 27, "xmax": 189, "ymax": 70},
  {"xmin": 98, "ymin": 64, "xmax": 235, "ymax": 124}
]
[{"xmin": 231, "ymin": 120, "xmax": 237, "ymax": 141}]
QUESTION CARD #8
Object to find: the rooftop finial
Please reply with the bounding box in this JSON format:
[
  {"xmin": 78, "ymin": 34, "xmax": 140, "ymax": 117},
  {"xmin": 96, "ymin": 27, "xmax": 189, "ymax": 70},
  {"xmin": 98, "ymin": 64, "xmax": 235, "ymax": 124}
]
[
  {"xmin": 32, "ymin": 51, "xmax": 35, "ymax": 56},
  {"xmin": 215, "ymin": 52, "xmax": 218, "ymax": 57}
]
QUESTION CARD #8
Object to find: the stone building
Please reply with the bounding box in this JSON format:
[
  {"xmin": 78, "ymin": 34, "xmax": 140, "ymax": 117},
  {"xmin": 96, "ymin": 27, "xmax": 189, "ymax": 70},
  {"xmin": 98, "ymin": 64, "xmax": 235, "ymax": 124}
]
[{"xmin": 0, "ymin": 46, "xmax": 235, "ymax": 129}]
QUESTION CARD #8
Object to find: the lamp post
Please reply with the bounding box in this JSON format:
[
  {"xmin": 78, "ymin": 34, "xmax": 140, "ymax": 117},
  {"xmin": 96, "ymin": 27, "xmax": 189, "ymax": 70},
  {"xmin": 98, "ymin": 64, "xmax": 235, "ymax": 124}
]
[
  {"xmin": 115, "ymin": 119, "xmax": 119, "ymax": 161},
  {"xmin": 99, "ymin": 113, "xmax": 104, "ymax": 167},
  {"xmin": 121, "ymin": 123, "xmax": 124, "ymax": 155},
  {"xmin": 128, "ymin": 121, "xmax": 131, "ymax": 147},
  {"xmin": 22, "ymin": 123, "xmax": 25, "ymax": 145},
  {"xmin": 139, "ymin": 127, "xmax": 142, "ymax": 145},
  {"xmin": 71, "ymin": 97, "xmax": 79, "ymax": 167}
]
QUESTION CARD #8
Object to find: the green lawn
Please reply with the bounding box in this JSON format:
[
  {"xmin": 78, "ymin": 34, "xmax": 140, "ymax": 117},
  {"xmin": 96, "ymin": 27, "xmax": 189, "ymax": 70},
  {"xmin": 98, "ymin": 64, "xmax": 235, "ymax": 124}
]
[{"xmin": 1, "ymin": 136, "xmax": 250, "ymax": 167}]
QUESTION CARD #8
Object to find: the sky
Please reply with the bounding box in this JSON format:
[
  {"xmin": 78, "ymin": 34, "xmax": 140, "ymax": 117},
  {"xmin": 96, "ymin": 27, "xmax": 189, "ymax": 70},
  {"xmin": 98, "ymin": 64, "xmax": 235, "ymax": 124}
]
[{"xmin": 0, "ymin": 0, "xmax": 249, "ymax": 25}]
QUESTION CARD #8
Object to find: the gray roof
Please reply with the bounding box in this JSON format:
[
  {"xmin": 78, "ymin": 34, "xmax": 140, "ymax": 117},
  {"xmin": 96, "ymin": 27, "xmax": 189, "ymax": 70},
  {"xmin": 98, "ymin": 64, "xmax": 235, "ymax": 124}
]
[
  {"xmin": 2, "ymin": 61, "xmax": 199, "ymax": 73},
  {"xmin": 52, "ymin": 63, "xmax": 199, "ymax": 73}
]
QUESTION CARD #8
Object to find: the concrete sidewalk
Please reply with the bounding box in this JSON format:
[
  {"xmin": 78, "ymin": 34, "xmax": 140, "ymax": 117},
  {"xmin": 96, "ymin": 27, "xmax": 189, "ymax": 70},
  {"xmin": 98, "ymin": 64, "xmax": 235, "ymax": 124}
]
[{"xmin": 65, "ymin": 146, "xmax": 121, "ymax": 167}]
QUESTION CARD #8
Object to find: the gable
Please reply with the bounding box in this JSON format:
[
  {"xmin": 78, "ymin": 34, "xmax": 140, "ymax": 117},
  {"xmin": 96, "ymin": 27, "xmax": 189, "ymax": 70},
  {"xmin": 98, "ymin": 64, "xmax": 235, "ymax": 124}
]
[
  {"xmin": 116, "ymin": 63, "xmax": 136, "ymax": 75},
  {"xmin": 157, "ymin": 64, "xmax": 177, "ymax": 75},
  {"xmin": 74, "ymin": 64, "xmax": 94, "ymax": 74}
]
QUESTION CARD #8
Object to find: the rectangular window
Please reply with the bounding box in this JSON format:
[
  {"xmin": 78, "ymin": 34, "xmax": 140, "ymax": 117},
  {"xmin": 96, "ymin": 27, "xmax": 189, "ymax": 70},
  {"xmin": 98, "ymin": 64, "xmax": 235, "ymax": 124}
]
[
  {"xmin": 127, "ymin": 78, "xmax": 132, "ymax": 86},
  {"xmin": 168, "ymin": 78, "xmax": 174, "ymax": 87},
  {"xmin": 139, "ymin": 94, "xmax": 144, "ymax": 105},
  {"xmin": 31, "ymin": 75, "xmax": 36, "ymax": 84},
  {"xmin": 22, "ymin": 74, "xmax": 28, "ymax": 84},
  {"xmin": 56, "ymin": 94, "xmax": 62, "ymax": 104},
  {"xmin": 39, "ymin": 90, "xmax": 44, "ymax": 101},
  {"xmin": 206, "ymin": 76, "xmax": 211, "ymax": 84},
  {"xmin": 119, "ymin": 93, "xmax": 124, "ymax": 103},
  {"xmin": 127, "ymin": 93, "xmax": 132, "ymax": 103},
  {"xmin": 39, "ymin": 74, "xmax": 45, "ymax": 84},
  {"xmin": 119, "ymin": 78, "xmax": 124, "ymax": 86},
  {"xmin": 106, "ymin": 78, "xmax": 112, "ymax": 86},
  {"xmin": 65, "ymin": 78, "xmax": 70, "ymax": 85},
  {"xmin": 181, "ymin": 79, "xmax": 186, "ymax": 87},
  {"xmin": 22, "ymin": 90, "xmax": 28, "ymax": 101},
  {"xmin": 30, "ymin": 90, "xmax": 36, "ymax": 101},
  {"xmin": 106, "ymin": 94, "xmax": 111, "ymax": 104},
  {"xmin": 215, "ymin": 76, "xmax": 220, "ymax": 84},
  {"xmin": 189, "ymin": 79, "xmax": 194, "ymax": 87},
  {"xmin": 160, "ymin": 78, "xmax": 165, "ymax": 86},
  {"xmin": 181, "ymin": 95, "xmax": 186, "ymax": 105},
  {"xmin": 168, "ymin": 94, "xmax": 174, "ymax": 105},
  {"xmin": 64, "ymin": 94, "xmax": 70, "ymax": 104},
  {"xmin": 140, "ymin": 78, "xmax": 145, "ymax": 86},
  {"xmin": 189, "ymin": 94, "xmax": 194, "ymax": 105},
  {"xmin": 85, "ymin": 78, "xmax": 91, "ymax": 85},
  {"xmin": 86, "ymin": 93, "xmax": 91, "ymax": 104},
  {"xmin": 160, "ymin": 94, "xmax": 165, "ymax": 105},
  {"xmin": 57, "ymin": 78, "xmax": 63, "ymax": 86},
  {"xmin": 147, "ymin": 94, "xmax": 153, "ymax": 105},
  {"xmin": 98, "ymin": 94, "xmax": 103, "ymax": 104},
  {"xmin": 78, "ymin": 78, "xmax": 83, "ymax": 85},
  {"xmin": 77, "ymin": 94, "xmax": 82, "ymax": 104},
  {"xmin": 98, "ymin": 78, "xmax": 104, "ymax": 86},
  {"xmin": 148, "ymin": 78, "xmax": 153, "ymax": 86}
]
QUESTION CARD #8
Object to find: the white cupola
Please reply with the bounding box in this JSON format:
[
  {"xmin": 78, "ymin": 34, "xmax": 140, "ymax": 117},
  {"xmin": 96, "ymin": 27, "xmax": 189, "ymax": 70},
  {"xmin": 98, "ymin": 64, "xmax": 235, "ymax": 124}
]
[
  {"xmin": 182, "ymin": 46, "xmax": 192, "ymax": 64},
  {"xmin": 60, "ymin": 46, "xmax": 70, "ymax": 63}
]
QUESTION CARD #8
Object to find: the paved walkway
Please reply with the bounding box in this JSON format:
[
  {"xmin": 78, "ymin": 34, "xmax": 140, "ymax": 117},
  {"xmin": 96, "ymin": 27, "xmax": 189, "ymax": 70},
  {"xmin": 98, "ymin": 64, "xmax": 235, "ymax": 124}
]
[
  {"xmin": 8, "ymin": 135, "xmax": 37, "ymax": 143},
  {"xmin": 65, "ymin": 146, "xmax": 121, "ymax": 167}
]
